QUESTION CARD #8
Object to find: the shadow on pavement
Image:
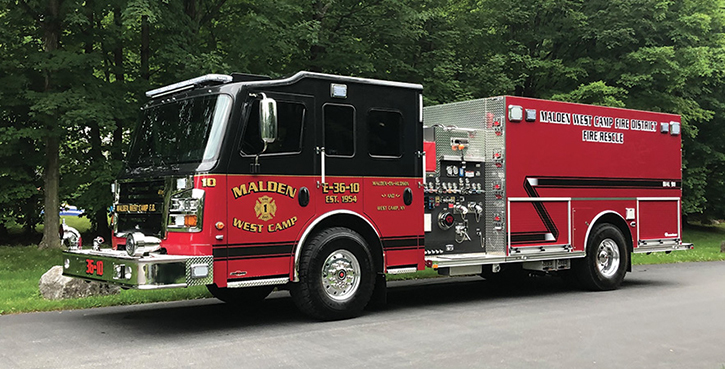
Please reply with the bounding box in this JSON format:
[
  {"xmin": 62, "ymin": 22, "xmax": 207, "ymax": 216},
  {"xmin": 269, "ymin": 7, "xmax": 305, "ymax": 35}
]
[{"xmin": 72, "ymin": 271, "xmax": 672, "ymax": 337}]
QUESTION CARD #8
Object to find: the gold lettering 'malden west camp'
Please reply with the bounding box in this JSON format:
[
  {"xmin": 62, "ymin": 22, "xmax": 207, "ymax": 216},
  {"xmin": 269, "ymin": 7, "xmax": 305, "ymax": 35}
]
[{"xmin": 231, "ymin": 181, "xmax": 297, "ymax": 199}]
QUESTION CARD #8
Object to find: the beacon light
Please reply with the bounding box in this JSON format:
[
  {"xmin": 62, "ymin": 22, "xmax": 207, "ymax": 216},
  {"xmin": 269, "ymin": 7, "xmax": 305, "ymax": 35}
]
[{"xmin": 508, "ymin": 105, "xmax": 523, "ymax": 122}]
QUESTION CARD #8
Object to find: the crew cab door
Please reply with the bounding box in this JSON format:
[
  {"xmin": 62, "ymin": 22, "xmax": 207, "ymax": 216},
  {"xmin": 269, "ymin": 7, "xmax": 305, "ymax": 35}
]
[{"xmin": 224, "ymin": 92, "xmax": 316, "ymax": 280}]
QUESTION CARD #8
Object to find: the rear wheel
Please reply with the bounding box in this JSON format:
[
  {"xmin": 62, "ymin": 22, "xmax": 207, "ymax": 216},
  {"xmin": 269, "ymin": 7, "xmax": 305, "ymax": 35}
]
[
  {"xmin": 291, "ymin": 227, "xmax": 375, "ymax": 320},
  {"xmin": 207, "ymin": 284, "xmax": 274, "ymax": 305},
  {"xmin": 573, "ymin": 223, "xmax": 629, "ymax": 291}
]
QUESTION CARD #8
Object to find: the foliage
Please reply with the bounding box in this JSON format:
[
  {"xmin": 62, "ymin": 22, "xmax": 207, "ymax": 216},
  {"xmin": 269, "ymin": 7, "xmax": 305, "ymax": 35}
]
[{"xmin": 2, "ymin": 0, "xmax": 725, "ymax": 239}]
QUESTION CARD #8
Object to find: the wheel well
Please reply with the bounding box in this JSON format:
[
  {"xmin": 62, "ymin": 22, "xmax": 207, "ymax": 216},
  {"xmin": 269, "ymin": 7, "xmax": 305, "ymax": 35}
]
[
  {"xmin": 592, "ymin": 213, "xmax": 633, "ymax": 254},
  {"xmin": 301, "ymin": 214, "xmax": 384, "ymax": 274},
  {"xmin": 590, "ymin": 213, "xmax": 634, "ymax": 272}
]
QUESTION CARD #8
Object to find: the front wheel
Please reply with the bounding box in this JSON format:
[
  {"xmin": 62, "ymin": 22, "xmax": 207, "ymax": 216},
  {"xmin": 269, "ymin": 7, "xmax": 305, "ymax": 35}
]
[
  {"xmin": 291, "ymin": 227, "xmax": 375, "ymax": 320},
  {"xmin": 573, "ymin": 223, "xmax": 629, "ymax": 291}
]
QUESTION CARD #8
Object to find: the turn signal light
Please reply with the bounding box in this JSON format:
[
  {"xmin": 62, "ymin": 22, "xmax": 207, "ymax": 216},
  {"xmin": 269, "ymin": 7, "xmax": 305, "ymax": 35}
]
[{"xmin": 184, "ymin": 215, "xmax": 198, "ymax": 227}]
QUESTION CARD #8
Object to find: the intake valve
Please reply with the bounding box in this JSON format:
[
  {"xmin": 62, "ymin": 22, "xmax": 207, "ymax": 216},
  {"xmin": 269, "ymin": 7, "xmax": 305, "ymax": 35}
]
[
  {"xmin": 92, "ymin": 237, "xmax": 105, "ymax": 251},
  {"xmin": 473, "ymin": 203, "xmax": 483, "ymax": 223},
  {"xmin": 453, "ymin": 203, "xmax": 468, "ymax": 220},
  {"xmin": 455, "ymin": 221, "xmax": 471, "ymax": 244}
]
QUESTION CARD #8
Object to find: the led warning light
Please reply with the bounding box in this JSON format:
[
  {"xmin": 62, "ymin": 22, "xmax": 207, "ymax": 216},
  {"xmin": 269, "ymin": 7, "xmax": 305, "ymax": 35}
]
[
  {"xmin": 670, "ymin": 122, "xmax": 681, "ymax": 136},
  {"xmin": 508, "ymin": 105, "xmax": 523, "ymax": 122}
]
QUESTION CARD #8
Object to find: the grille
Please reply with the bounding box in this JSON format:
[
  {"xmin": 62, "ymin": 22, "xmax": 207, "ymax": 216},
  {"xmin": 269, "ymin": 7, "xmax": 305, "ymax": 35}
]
[{"xmin": 116, "ymin": 180, "xmax": 166, "ymax": 237}]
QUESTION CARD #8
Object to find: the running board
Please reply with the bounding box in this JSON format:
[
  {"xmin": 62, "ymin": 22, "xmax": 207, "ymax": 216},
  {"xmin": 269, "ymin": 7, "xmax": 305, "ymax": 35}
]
[
  {"xmin": 387, "ymin": 266, "xmax": 418, "ymax": 275},
  {"xmin": 227, "ymin": 277, "xmax": 289, "ymax": 288},
  {"xmin": 426, "ymin": 251, "xmax": 585, "ymax": 269},
  {"xmin": 634, "ymin": 242, "xmax": 693, "ymax": 254}
]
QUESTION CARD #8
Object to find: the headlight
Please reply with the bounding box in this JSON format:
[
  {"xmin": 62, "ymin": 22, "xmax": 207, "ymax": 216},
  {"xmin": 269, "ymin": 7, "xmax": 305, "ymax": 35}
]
[
  {"xmin": 125, "ymin": 231, "xmax": 161, "ymax": 257},
  {"xmin": 167, "ymin": 189, "xmax": 204, "ymax": 232},
  {"xmin": 126, "ymin": 232, "xmax": 140, "ymax": 256}
]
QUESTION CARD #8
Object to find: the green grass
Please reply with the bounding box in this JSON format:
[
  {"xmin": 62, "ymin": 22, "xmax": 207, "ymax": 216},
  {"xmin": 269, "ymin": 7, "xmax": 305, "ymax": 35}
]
[
  {"xmin": 0, "ymin": 246, "xmax": 210, "ymax": 315},
  {"xmin": 1, "ymin": 222, "xmax": 723, "ymax": 315}
]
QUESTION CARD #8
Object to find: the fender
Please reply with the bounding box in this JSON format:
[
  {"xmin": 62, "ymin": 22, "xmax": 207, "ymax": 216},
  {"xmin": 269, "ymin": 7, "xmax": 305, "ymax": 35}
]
[
  {"xmin": 583, "ymin": 210, "xmax": 628, "ymax": 250},
  {"xmin": 292, "ymin": 209, "xmax": 382, "ymax": 282}
]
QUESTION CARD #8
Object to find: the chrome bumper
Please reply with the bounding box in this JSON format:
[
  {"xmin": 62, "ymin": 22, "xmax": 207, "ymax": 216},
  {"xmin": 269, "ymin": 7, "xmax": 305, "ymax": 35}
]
[{"xmin": 61, "ymin": 249, "xmax": 213, "ymax": 290}]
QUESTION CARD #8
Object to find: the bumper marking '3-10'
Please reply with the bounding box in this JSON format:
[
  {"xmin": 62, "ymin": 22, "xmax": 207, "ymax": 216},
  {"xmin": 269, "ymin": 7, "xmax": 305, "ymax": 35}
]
[{"xmin": 62, "ymin": 249, "xmax": 213, "ymax": 289}]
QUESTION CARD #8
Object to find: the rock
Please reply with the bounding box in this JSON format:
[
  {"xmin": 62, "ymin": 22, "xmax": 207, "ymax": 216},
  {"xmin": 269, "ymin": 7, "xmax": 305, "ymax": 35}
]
[{"xmin": 39, "ymin": 266, "xmax": 120, "ymax": 300}]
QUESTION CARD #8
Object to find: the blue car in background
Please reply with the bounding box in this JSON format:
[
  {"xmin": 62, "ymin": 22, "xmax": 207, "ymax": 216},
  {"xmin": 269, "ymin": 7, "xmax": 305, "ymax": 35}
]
[{"xmin": 60, "ymin": 205, "xmax": 84, "ymax": 217}]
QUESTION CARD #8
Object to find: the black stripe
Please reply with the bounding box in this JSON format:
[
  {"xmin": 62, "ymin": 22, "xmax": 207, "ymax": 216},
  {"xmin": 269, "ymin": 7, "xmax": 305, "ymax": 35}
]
[
  {"xmin": 382, "ymin": 237, "xmax": 419, "ymax": 249},
  {"xmin": 225, "ymin": 244, "xmax": 294, "ymax": 258},
  {"xmin": 511, "ymin": 232, "xmax": 551, "ymax": 244},
  {"xmin": 523, "ymin": 179, "xmax": 559, "ymax": 239},
  {"xmin": 384, "ymin": 246, "xmax": 424, "ymax": 251},
  {"xmin": 534, "ymin": 177, "xmax": 681, "ymax": 189},
  {"xmin": 226, "ymin": 241, "xmax": 297, "ymax": 247},
  {"xmin": 227, "ymin": 254, "xmax": 290, "ymax": 261}
]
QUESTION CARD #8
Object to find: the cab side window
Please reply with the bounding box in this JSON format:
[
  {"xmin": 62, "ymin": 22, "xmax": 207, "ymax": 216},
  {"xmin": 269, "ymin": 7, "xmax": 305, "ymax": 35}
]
[
  {"xmin": 242, "ymin": 100, "xmax": 305, "ymax": 155},
  {"xmin": 368, "ymin": 110, "xmax": 402, "ymax": 157},
  {"xmin": 324, "ymin": 104, "xmax": 355, "ymax": 157}
]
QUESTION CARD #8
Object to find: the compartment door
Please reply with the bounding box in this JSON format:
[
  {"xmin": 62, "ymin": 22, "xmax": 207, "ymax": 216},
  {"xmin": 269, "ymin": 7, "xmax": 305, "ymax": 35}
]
[{"xmin": 637, "ymin": 197, "xmax": 681, "ymax": 248}]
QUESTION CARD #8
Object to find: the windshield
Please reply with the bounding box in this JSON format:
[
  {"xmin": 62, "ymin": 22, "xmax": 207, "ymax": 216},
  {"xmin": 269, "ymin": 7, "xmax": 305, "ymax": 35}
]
[{"xmin": 127, "ymin": 94, "xmax": 232, "ymax": 167}]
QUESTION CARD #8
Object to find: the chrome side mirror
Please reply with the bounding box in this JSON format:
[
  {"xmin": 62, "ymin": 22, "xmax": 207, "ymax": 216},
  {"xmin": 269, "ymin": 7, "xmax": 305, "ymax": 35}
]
[{"xmin": 259, "ymin": 93, "xmax": 277, "ymax": 146}]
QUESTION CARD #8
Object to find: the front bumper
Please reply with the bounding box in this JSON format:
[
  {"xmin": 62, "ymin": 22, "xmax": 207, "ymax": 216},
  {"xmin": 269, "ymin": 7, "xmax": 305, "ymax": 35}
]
[{"xmin": 61, "ymin": 249, "xmax": 213, "ymax": 289}]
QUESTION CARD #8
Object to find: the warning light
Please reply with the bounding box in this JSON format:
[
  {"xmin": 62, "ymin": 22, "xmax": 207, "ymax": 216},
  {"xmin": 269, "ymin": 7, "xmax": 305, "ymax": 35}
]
[
  {"xmin": 215, "ymin": 222, "xmax": 225, "ymax": 230},
  {"xmin": 508, "ymin": 105, "xmax": 523, "ymax": 122}
]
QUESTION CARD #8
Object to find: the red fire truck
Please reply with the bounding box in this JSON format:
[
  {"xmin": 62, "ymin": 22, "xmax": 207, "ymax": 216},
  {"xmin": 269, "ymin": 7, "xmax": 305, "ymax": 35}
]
[{"xmin": 61, "ymin": 72, "xmax": 691, "ymax": 320}]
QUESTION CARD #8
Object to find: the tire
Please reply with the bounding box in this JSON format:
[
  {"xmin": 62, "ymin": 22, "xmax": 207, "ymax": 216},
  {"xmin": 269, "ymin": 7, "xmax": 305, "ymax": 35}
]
[
  {"xmin": 207, "ymin": 284, "xmax": 274, "ymax": 306},
  {"xmin": 290, "ymin": 227, "xmax": 376, "ymax": 320},
  {"xmin": 573, "ymin": 223, "xmax": 629, "ymax": 291}
]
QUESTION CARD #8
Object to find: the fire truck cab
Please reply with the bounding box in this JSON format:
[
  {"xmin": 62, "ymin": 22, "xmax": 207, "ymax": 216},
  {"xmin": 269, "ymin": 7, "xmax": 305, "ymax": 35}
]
[{"xmin": 61, "ymin": 72, "xmax": 691, "ymax": 320}]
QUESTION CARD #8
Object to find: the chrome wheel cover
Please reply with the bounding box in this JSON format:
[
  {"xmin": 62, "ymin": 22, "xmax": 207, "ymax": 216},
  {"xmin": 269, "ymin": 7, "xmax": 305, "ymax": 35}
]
[
  {"xmin": 321, "ymin": 249, "xmax": 361, "ymax": 301},
  {"xmin": 596, "ymin": 238, "xmax": 620, "ymax": 278}
]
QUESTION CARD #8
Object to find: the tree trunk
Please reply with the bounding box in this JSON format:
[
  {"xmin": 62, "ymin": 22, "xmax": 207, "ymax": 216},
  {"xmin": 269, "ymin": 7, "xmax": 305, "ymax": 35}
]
[
  {"xmin": 39, "ymin": 135, "xmax": 61, "ymax": 249},
  {"xmin": 141, "ymin": 15, "xmax": 150, "ymax": 81},
  {"xmin": 38, "ymin": 0, "xmax": 63, "ymax": 250}
]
